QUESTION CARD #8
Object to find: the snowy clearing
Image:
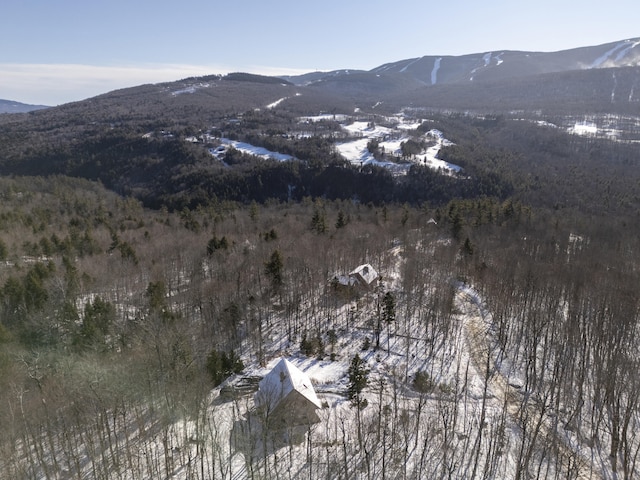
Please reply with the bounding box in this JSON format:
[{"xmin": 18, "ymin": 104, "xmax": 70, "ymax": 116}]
[
  {"xmin": 336, "ymin": 120, "xmax": 461, "ymax": 174},
  {"xmin": 171, "ymin": 83, "xmax": 210, "ymax": 96},
  {"xmin": 571, "ymin": 122, "xmax": 598, "ymax": 136},
  {"xmin": 213, "ymin": 138, "xmax": 294, "ymax": 161}
]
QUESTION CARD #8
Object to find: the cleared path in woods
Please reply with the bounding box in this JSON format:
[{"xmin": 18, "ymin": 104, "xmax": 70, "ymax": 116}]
[{"xmin": 456, "ymin": 287, "xmax": 604, "ymax": 480}]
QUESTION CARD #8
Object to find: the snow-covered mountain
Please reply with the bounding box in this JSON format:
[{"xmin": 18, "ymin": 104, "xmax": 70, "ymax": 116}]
[
  {"xmin": 277, "ymin": 38, "xmax": 640, "ymax": 115},
  {"xmin": 285, "ymin": 38, "xmax": 640, "ymax": 88},
  {"xmin": 372, "ymin": 38, "xmax": 640, "ymax": 85}
]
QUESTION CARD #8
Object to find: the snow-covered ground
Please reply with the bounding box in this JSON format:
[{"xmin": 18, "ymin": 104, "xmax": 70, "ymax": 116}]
[
  {"xmin": 171, "ymin": 83, "xmax": 211, "ymax": 96},
  {"xmin": 571, "ymin": 121, "xmax": 598, "ymax": 136},
  {"xmin": 204, "ymin": 114, "xmax": 461, "ymax": 175},
  {"xmin": 335, "ymin": 119, "xmax": 461, "ymax": 173},
  {"xmin": 210, "ymin": 138, "xmax": 294, "ymax": 161},
  {"xmin": 266, "ymin": 93, "xmax": 301, "ymax": 109},
  {"xmin": 590, "ymin": 39, "xmax": 640, "ymax": 68},
  {"xmin": 9, "ymin": 234, "xmax": 623, "ymax": 479},
  {"xmin": 299, "ymin": 113, "xmax": 349, "ymax": 123},
  {"xmin": 195, "ymin": 244, "xmax": 609, "ymax": 479}
]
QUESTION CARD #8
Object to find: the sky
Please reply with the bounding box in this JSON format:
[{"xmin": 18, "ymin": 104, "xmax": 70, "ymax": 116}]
[{"xmin": 2, "ymin": 0, "xmax": 639, "ymax": 106}]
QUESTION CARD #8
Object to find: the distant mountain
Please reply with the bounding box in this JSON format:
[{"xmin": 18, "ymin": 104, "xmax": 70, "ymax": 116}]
[
  {"xmin": 285, "ymin": 38, "xmax": 640, "ymax": 87},
  {"xmin": 371, "ymin": 38, "xmax": 640, "ymax": 85},
  {"xmin": 0, "ymin": 99, "xmax": 49, "ymax": 114}
]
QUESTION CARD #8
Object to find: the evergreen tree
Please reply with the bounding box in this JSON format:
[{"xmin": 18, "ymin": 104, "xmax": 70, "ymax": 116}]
[
  {"xmin": 264, "ymin": 249, "xmax": 284, "ymax": 290},
  {"xmin": 146, "ymin": 281, "xmax": 167, "ymax": 312},
  {"xmin": 347, "ymin": 353, "xmax": 369, "ymax": 409},
  {"xmin": 382, "ymin": 291, "xmax": 396, "ymax": 352},
  {"xmin": 382, "ymin": 291, "xmax": 396, "ymax": 324},
  {"xmin": 401, "ymin": 204, "xmax": 410, "ymax": 227},
  {"xmin": 335, "ymin": 210, "xmax": 348, "ymax": 229},
  {"xmin": 207, "ymin": 235, "xmax": 229, "ymax": 255},
  {"xmin": 0, "ymin": 238, "xmax": 8, "ymax": 261},
  {"xmin": 462, "ymin": 236, "xmax": 474, "ymax": 256},
  {"xmin": 206, "ymin": 348, "xmax": 244, "ymax": 386},
  {"xmin": 74, "ymin": 297, "xmax": 116, "ymax": 349},
  {"xmin": 311, "ymin": 207, "xmax": 327, "ymax": 234}
]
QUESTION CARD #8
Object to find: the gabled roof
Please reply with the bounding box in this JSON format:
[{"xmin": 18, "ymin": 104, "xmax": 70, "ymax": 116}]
[
  {"xmin": 255, "ymin": 358, "xmax": 321, "ymax": 413},
  {"xmin": 335, "ymin": 274, "xmax": 357, "ymax": 287},
  {"xmin": 349, "ymin": 264, "xmax": 378, "ymax": 285}
]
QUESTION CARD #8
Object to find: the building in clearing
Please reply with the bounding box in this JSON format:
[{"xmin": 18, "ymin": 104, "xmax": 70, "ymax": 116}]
[
  {"xmin": 254, "ymin": 358, "xmax": 322, "ymax": 427},
  {"xmin": 333, "ymin": 263, "xmax": 380, "ymax": 297},
  {"xmin": 348, "ymin": 263, "xmax": 379, "ymax": 290}
]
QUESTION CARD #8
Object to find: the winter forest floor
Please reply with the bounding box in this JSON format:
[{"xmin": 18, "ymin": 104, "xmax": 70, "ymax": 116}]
[{"xmin": 1, "ymin": 180, "xmax": 639, "ymax": 479}]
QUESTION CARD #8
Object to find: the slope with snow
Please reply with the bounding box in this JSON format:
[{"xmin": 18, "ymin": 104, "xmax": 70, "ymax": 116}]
[
  {"xmin": 590, "ymin": 39, "xmax": 640, "ymax": 68},
  {"xmin": 266, "ymin": 92, "xmax": 301, "ymax": 109},
  {"xmin": 431, "ymin": 57, "xmax": 442, "ymax": 85},
  {"xmin": 171, "ymin": 82, "xmax": 211, "ymax": 96},
  {"xmin": 335, "ymin": 118, "xmax": 461, "ymax": 174},
  {"xmin": 212, "ymin": 138, "xmax": 294, "ymax": 161},
  {"xmin": 8, "ymin": 224, "xmax": 627, "ymax": 480}
]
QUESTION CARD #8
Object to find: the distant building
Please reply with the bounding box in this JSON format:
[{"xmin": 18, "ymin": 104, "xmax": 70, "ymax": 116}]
[{"xmin": 254, "ymin": 358, "xmax": 322, "ymax": 427}]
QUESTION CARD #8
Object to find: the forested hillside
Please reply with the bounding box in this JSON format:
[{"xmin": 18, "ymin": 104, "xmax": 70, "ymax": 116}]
[{"xmin": 0, "ymin": 171, "xmax": 639, "ymax": 477}]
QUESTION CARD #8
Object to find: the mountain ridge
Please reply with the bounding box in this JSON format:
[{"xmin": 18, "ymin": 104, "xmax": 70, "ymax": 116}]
[
  {"xmin": 3, "ymin": 38, "xmax": 638, "ymax": 114},
  {"xmin": 284, "ymin": 37, "xmax": 640, "ymax": 87},
  {"xmin": 0, "ymin": 98, "xmax": 49, "ymax": 114}
]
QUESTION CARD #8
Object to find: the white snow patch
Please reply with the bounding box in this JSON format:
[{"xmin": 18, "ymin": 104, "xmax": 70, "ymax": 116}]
[
  {"xmin": 400, "ymin": 57, "xmax": 422, "ymax": 73},
  {"xmin": 299, "ymin": 114, "xmax": 348, "ymax": 123},
  {"xmin": 336, "ymin": 121, "xmax": 460, "ymax": 174},
  {"xmin": 219, "ymin": 138, "xmax": 294, "ymax": 161},
  {"xmin": 431, "ymin": 57, "xmax": 442, "ymax": 85},
  {"xmin": 171, "ymin": 83, "xmax": 210, "ymax": 96},
  {"xmin": 614, "ymin": 40, "xmax": 640, "ymax": 61},
  {"xmin": 396, "ymin": 120, "xmax": 423, "ymax": 131},
  {"xmin": 343, "ymin": 121, "xmax": 393, "ymax": 138},
  {"xmin": 590, "ymin": 40, "xmax": 639, "ymax": 68},
  {"xmin": 266, "ymin": 97, "xmax": 287, "ymax": 109},
  {"xmin": 571, "ymin": 122, "xmax": 598, "ymax": 136},
  {"xmin": 417, "ymin": 130, "xmax": 461, "ymax": 172},
  {"xmin": 172, "ymin": 86, "xmax": 196, "ymax": 95}
]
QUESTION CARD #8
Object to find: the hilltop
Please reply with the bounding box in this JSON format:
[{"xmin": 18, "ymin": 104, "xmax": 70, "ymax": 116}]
[{"xmin": 0, "ymin": 98, "xmax": 49, "ymax": 113}]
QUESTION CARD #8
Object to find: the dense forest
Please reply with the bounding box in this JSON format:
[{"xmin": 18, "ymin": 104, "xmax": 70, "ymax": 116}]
[{"xmin": 1, "ymin": 102, "xmax": 638, "ymax": 218}]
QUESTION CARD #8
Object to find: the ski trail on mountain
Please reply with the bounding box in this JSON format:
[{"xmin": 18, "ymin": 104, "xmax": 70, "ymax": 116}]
[{"xmin": 431, "ymin": 58, "xmax": 442, "ymax": 85}]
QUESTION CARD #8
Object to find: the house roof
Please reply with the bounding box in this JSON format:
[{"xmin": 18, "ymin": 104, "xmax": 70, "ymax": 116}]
[
  {"xmin": 335, "ymin": 274, "xmax": 357, "ymax": 287},
  {"xmin": 349, "ymin": 264, "xmax": 379, "ymax": 285},
  {"xmin": 255, "ymin": 358, "xmax": 322, "ymax": 413}
]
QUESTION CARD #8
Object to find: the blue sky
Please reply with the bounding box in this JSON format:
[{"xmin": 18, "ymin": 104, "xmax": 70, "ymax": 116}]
[{"xmin": 2, "ymin": 0, "xmax": 639, "ymax": 105}]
